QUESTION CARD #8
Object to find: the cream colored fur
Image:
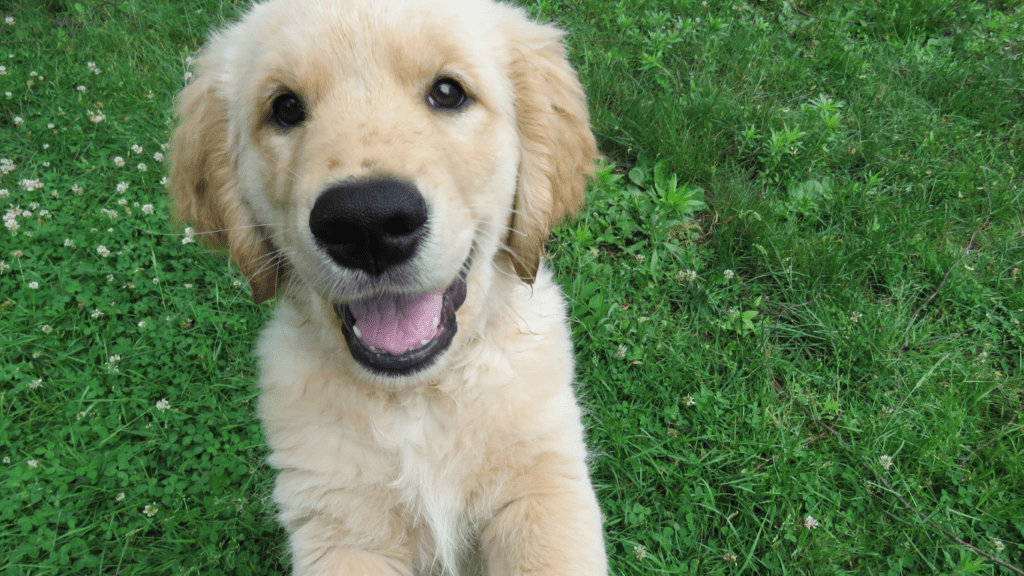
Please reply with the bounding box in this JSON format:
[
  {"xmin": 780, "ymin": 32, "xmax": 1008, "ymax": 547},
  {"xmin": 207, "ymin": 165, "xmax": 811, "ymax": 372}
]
[{"xmin": 169, "ymin": 0, "xmax": 605, "ymax": 574}]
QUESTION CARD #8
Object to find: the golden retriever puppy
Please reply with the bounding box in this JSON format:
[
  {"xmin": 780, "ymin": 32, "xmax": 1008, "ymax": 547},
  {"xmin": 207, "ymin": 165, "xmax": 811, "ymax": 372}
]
[{"xmin": 169, "ymin": 0, "xmax": 605, "ymax": 573}]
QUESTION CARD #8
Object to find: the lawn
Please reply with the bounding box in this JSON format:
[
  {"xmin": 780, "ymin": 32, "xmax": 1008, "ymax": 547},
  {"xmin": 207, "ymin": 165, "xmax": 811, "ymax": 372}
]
[{"xmin": 1, "ymin": 0, "xmax": 1022, "ymax": 574}]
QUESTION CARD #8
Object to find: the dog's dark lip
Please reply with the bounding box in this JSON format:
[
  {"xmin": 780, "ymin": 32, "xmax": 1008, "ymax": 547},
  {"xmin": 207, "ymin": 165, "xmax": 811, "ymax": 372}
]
[{"xmin": 334, "ymin": 260, "xmax": 470, "ymax": 377}]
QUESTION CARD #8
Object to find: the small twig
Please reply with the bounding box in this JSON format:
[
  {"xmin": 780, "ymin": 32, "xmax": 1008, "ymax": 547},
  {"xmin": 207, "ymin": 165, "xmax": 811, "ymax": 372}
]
[
  {"xmin": 766, "ymin": 294, "xmax": 819, "ymax": 320},
  {"xmin": 872, "ymin": 472, "xmax": 1024, "ymax": 576},
  {"xmin": 959, "ymin": 412, "xmax": 1019, "ymax": 468},
  {"xmin": 789, "ymin": 4, "xmax": 816, "ymax": 19}
]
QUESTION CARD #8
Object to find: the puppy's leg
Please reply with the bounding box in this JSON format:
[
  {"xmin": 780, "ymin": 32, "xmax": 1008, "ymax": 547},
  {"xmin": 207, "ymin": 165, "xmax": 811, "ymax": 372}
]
[
  {"xmin": 288, "ymin": 519, "xmax": 412, "ymax": 576},
  {"xmin": 482, "ymin": 466, "xmax": 607, "ymax": 575}
]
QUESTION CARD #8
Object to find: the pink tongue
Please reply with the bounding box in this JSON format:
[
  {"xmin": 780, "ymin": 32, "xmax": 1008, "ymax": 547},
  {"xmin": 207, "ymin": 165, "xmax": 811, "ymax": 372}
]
[{"xmin": 349, "ymin": 291, "xmax": 444, "ymax": 354}]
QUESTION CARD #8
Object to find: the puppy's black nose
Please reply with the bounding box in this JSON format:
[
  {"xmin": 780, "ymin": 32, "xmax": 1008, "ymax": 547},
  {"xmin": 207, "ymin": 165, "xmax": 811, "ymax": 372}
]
[{"xmin": 309, "ymin": 178, "xmax": 428, "ymax": 276}]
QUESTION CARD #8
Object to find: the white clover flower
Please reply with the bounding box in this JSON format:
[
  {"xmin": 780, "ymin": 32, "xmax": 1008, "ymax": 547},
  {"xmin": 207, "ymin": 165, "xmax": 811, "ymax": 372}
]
[
  {"xmin": 615, "ymin": 344, "xmax": 626, "ymax": 358},
  {"xmin": 137, "ymin": 163, "xmax": 147, "ymax": 172},
  {"xmin": 634, "ymin": 253, "xmax": 645, "ymax": 264},
  {"xmin": 77, "ymin": 85, "xmax": 87, "ymax": 93},
  {"xmin": 679, "ymin": 269, "xmax": 697, "ymax": 282},
  {"xmin": 994, "ymin": 539, "xmax": 1005, "ymax": 551},
  {"xmin": 28, "ymin": 281, "xmax": 39, "ymax": 289},
  {"xmin": 87, "ymin": 61, "xmax": 101, "ymax": 74},
  {"xmin": 97, "ymin": 245, "xmax": 111, "ymax": 258},
  {"xmin": 723, "ymin": 269, "xmax": 735, "ymax": 281},
  {"xmin": 77, "ymin": 411, "xmax": 86, "ymax": 420},
  {"xmin": 182, "ymin": 227, "xmax": 196, "ymax": 244},
  {"xmin": 804, "ymin": 515, "xmax": 819, "ymax": 529},
  {"xmin": 2, "ymin": 456, "xmax": 8, "ymax": 464},
  {"xmin": 152, "ymin": 277, "xmax": 159, "ymax": 285},
  {"xmin": 0, "ymin": 260, "xmax": 9, "ymax": 273},
  {"xmin": 40, "ymin": 325, "xmax": 52, "ymax": 333},
  {"xmin": 153, "ymin": 152, "xmax": 165, "ymax": 163},
  {"xmin": 29, "ymin": 379, "xmax": 42, "ymax": 389},
  {"xmin": 27, "ymin": 460, "xmax": 38, "ymax": 468},
  {"xmin": 880, "ymin": 455, "xmax": 893, "ymax": 470},
  {"xmin": 156, "ymin": 398, "xmax": 171, "ymax": 412},
  {"xmin": 88, "ymin": 111, "xmax": 105, "ymax": 123},
  {"xmin": 13, "ymin": 116, "xmax": 23, "ymax": 126},
  {"xmin": 183, "ymin": 283, "xmax": 193, "ymax": 289},
  {"xmin": 850, "ymin": 312, "xmax": 863, "ymax": 323},
  {"xmin": 633, "ymin": 545, "xmax": 647, "ymax": 561},
  {"xmin": 141, "ymin": 204, "xmax": 155, "ymax": 215},
  {"xmin": 91, "ymin": 309, "xmax": 105, "ymax": 319},
  {"xmin": 131, "ymin": 144, "xmax": 143, "ymax": 155},
  {"xmin": 723, "ymin": 553, "xmax": 738, "ymax": 564},
  {"xmin": 71, "ymin": 183, "xmax": 83, "ymax": 195},
  {"xmin": 137, "ymin": 321, "xmax": 147, "ymax": 328},
  {"xmin": 683, "ymin": 394, "xmax": 696, "ymax": 407},
  {"xmin": 20, "ymin": 178, "xmax": 43, "ymax": 191},
  {"xmin": 113, "ymin": 156, "xmax": 125, "ymax": 167},
  {"xmin": 116, "ymin": 492, "xmax": 125, "ymax": 501},
  {"xmin": 143, "ymin": 503, "xmax": 158, "ymax": 517},
  {"xmin": 116, "ymin": 182, "xmax": 129, "ymax": 194}
]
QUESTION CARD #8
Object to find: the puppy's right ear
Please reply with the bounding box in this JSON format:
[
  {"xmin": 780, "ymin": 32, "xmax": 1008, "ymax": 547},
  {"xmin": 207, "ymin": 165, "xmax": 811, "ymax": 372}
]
[{"xmin": 168, "ymin": 54, "xmax": 280, "ymax": 304}]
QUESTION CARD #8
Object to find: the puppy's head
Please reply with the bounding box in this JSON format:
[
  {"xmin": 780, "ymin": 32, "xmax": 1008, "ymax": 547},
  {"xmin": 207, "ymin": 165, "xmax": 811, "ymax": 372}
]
[{"xmin": 169, "ymin": 0, "xmax": 596, "ymax": 379}]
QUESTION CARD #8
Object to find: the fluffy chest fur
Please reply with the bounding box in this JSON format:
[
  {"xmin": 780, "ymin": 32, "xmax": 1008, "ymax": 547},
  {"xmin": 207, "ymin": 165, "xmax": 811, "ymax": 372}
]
[{"xmin": 256, "ymin": 268, "xmax": 588, "ymax": 574}]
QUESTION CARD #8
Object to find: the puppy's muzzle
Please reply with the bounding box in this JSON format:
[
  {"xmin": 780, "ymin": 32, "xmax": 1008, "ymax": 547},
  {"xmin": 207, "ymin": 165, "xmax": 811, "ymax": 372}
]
[{"xmin": 309, "ymin": 177, "xmax": 428, "ymax": 276}]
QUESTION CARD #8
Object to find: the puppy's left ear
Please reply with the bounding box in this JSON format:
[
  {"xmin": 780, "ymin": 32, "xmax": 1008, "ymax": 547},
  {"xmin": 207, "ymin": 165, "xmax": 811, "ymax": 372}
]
[{"xmin": 507, "ymin": 16, "xmax": 598, "ymax": 284}]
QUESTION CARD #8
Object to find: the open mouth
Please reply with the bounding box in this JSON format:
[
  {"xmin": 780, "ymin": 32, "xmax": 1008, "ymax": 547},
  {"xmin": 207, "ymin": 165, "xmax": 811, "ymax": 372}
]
[{"xmin": 334, "ymin": 262, "xmax": 469, "ymax": 376}]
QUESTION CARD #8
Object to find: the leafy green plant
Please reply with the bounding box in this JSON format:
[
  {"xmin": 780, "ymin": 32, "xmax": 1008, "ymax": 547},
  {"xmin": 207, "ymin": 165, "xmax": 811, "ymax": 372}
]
[{"xmin": 770, "ymin": 177, "xmax": 834, "ymax": 220}]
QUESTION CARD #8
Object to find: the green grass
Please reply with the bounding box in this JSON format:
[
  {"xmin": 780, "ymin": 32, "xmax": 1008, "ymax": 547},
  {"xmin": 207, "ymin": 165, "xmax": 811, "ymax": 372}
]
[{"xmin": 1, "ymin": 0, "xmax": 1022, "ymax": 574}]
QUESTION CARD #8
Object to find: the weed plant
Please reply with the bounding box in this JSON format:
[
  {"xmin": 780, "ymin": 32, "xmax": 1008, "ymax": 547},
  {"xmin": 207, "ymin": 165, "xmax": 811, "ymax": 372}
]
[{"xmin": 1, "ymin": 0, "xmax": 1022, "ymax": 574}]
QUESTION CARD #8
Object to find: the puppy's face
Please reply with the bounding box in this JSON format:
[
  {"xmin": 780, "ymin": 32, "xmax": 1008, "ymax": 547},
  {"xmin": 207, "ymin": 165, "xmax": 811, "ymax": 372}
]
[{"xmin": 170, "ymin": 0, "xmax": 595, "ymax": 383}]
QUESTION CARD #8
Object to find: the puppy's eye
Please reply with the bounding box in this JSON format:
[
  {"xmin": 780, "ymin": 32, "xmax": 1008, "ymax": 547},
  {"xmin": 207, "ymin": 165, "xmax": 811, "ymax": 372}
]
[
  {"xmin": 427, "ymin": 78, "xmax": 467, "ymax": 110},
  {"xmin": 271, "ymin": 92, "xmax": 306, "ymax": 127}
]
